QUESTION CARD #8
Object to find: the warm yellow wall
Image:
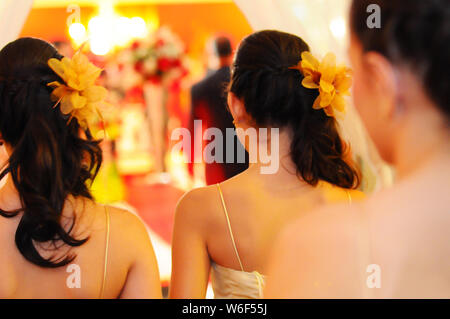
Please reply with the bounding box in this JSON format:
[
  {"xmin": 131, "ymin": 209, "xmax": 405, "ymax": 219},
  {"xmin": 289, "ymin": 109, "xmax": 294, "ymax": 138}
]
[
  {"xmin": 33, "ymin": 0, "xmax": 233, "ymax": 8},
  {"xmin": 20, "ymin": 2, "xmax": 252, "ymax": 57}
]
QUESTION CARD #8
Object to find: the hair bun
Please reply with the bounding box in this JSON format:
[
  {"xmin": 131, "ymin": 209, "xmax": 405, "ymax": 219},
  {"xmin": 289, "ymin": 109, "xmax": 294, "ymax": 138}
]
[{"xmin": 230, "ymin": 30, "xmax": 360, "ymax": 189}]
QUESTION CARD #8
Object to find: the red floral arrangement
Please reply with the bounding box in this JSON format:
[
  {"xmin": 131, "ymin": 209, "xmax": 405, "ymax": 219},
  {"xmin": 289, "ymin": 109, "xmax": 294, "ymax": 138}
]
[{"xmin": 117, "ymin": 26, "xmax": 188, "ymax": 86}]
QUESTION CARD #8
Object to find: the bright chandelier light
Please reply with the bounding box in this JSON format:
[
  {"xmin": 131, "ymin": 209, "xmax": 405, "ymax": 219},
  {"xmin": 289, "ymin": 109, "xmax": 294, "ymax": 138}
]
[{"xmin": 67, "ymin": 0, "xmax": 157, "ymax": 55}]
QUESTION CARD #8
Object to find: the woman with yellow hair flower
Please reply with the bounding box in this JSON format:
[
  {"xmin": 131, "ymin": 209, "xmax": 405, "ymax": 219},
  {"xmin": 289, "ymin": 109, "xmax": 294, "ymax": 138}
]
[
  {"xmin": 47, "ymin": 50, "xmax": 109, "ymax": 129},
  {"xmin": 0, "ymin": 37, "xmax": 161, "ymax": 298},
  {"xmin": 290, "ymin": 51, "xmax": 353, "ymax": 117},
  {"xmin": 170, "ymin": 30, "xmax": 363, "ymax": 299}
]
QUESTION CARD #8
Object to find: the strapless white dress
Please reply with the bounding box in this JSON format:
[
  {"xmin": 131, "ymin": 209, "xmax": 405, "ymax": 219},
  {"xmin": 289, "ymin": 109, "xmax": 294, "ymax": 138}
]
[{"xmin": 211, "ymin": 262, "xmax": 266, "ymax": 299}]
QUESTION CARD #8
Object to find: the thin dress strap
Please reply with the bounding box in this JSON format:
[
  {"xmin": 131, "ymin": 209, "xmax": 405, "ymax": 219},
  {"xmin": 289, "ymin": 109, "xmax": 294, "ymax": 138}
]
[
  {"xmin": 99, "ymin": 206, "xmax": 110, "ymax": 299},
  {"xmin": 253, "ymin": 271, "xmax": 264, "ymax": 298},
  {"xmin": 216, "ymin": 184, "xmax": 245, "ymax": 272},
  {"xmin": 346, "ymin": 190, "xmax": 352, "ymax": 205}
]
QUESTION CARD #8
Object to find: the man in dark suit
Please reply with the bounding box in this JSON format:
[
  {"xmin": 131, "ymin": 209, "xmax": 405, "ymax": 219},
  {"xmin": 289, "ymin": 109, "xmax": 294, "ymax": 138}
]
[{"xmin": 189, "ymin": 36, "xmax": 248, "ymax": 185}]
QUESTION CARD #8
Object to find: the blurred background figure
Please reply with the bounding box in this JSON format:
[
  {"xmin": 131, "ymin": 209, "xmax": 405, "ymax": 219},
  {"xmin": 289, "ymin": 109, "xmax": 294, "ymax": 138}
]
[{"xmin": 189, "ymin": 35, "xmax": 248, "ymax": 185}]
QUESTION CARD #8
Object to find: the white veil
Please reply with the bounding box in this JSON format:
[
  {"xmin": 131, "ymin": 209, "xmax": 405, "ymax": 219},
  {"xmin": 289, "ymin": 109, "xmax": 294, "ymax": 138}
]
[{"xmin": 234, "ymin": 0, "xmax": 393, "ymax": 192}]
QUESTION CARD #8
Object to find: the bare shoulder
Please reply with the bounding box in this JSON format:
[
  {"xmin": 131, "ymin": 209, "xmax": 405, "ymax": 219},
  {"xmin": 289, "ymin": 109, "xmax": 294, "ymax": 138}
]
[
  {"xmin": 266, "ymin": 202, "xmax": 366, "ymax": 298},
  {"xmin": 105, "ymin": 205, "xmax": 144, "ymax": 224},
  {"xmin": 349, "ymin": 189, "xmax": 366, "ymax": 201},
  {"xmin": 105, "ymin": 205, "xmax": 146, "ymax": 232},
  {"xmin": 175, "ymin": 184, "xmax": 222, "ymax": 228},
  {"xmin": 322, "ymin": 182, "xmax": 366, "ymax": 203},
  {"xmin": 283, "ymin": 201, "xmax": 364, "ymax": 250},
  {"xmin": 177, "ymin": 184, "xmax": 220, "ymax": 209},
  {"xmin": 105, "ymin": 205, "xmax": 150, "ymax": 241}
]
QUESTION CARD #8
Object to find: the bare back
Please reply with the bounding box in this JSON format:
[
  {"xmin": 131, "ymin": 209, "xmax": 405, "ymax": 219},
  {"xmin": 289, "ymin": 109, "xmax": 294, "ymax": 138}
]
[
  {"xmin": 266, "ymin": 154, "xmax": 450, "ymax": 298},
  {"xmin": 0, "ymin": 198, "xmax": 161, "ymax": 298},
  {"xmin": 207, "ymin": 172, "xmax": 362, "ymax": 274},
  {"xmin": 366, "ymin": 157, "xmax": 450, "ymax": 298},
  {"xmin": 170, "ymin": 164, "xmax": 364, "ymax": 298}
]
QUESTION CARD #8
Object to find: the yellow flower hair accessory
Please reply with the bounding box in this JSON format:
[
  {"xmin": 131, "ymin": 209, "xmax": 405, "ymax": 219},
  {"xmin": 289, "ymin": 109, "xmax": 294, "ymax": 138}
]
[
  {"xmin": 290, "ymin": 51, "xmax": 353, "ymax": 117},
  {"xmin": 47, "ymin": 50, "xmax": 108, "ymax": 129}
]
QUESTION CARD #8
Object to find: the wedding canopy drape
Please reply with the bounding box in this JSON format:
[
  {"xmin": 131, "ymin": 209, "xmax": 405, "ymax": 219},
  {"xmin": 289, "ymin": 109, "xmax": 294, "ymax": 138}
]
[
  {"xmin": 0, "ymin": 0, "xmax": 34, "ymax": 50},
  {"xmin": 234, "ymin": 0, "xmax": 393, "ymax": 192},
  {"xmin": 234, "ymin": 0, "xmax": 351, "ymax": 60}
]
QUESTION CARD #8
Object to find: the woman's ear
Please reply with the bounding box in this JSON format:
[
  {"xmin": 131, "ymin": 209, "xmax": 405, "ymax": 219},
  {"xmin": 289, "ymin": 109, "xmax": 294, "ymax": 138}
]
[
  {"xmin": 363, "ymin": 51, "xmax": 399, "ymax": 120},
  {"xmin": 0, "ymin": 137, "xmax": 10, "ymax": 171},
  {"xmin": 227, "ymin": 92, "xmax": 247, "ymax": 125}
]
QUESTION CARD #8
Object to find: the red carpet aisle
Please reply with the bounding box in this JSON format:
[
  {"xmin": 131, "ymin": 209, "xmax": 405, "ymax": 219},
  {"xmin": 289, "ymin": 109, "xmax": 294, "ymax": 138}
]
[
  {"xmin": 124, "ymin": 175, "xmax": 184, "ymax": 243},
  {"xmin": 123, "ymin": 175, "xmax": 185, "ymax": 291}
]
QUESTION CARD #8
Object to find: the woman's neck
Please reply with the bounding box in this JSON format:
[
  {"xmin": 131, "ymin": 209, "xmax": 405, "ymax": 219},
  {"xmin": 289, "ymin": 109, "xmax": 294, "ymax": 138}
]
[
  {"xmin": 394, "ymin": 106, "xmax": 450, "ymax": 179},
  {"xmin": 245, "ymin": 129, "xmax": 313, "ymax": 193},
  {"xmin": 0, "ymin": 173, "xmax": 21, "ymax": 212}
]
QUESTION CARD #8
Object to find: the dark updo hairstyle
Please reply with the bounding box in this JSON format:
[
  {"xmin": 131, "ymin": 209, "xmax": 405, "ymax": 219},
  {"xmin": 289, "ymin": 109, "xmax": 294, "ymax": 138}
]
[
  {"xmin": 0, "ymin": 38, "xmax": 102, "ymax": 267},
  {"xmin": 230, "ymin": 30, "xmax": 360, "ymax": 189},
  {"xmin": 351, "ymin": 0, "xmax": 450, "ymax": 119}
]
